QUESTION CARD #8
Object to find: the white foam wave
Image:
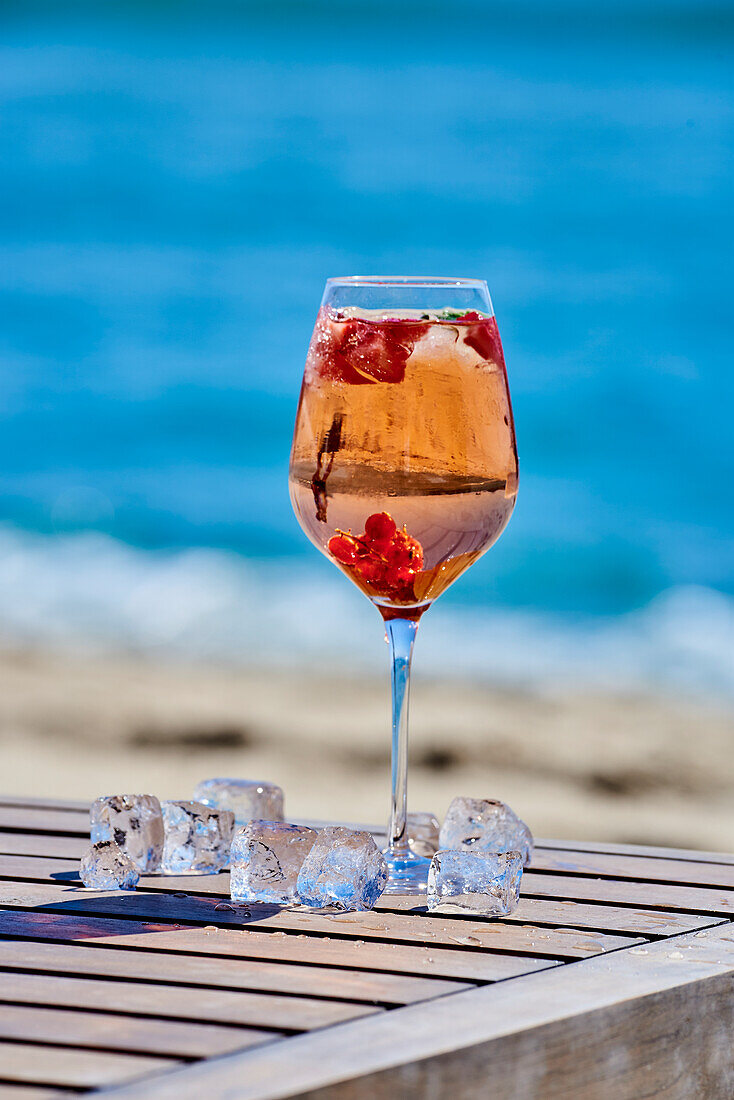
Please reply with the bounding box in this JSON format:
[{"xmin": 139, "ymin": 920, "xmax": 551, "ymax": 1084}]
[{"xmin": 0, "ymin": 526, "xmax": 732, "ymax": 702}]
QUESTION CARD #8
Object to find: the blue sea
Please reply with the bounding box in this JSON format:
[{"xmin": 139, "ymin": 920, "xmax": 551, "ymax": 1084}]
[{"xmin": 1, "ymin": 0, "xmax": 733, "ymax": 697}]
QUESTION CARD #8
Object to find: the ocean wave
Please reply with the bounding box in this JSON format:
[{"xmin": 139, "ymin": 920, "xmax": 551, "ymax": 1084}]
[{"xmin": 0, "ymin": 526, "xmax": 732, "ymax": 702}]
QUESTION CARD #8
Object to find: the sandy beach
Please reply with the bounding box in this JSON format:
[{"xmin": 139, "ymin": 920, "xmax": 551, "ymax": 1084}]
[{"xmin": 1, "ymin": 645, "xmax": 732, "ymax": 852}]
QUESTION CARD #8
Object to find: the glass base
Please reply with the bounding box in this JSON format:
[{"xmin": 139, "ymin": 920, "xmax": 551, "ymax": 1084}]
[{"xmin": 382, "ymin": 849, "xmax": 431, "ymax": 895}]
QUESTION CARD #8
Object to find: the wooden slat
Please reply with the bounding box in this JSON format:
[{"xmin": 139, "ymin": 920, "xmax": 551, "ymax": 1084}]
[
  {"xmin": 0, "ymin": 1039, "xmax": 175, "ymax": 1088},
  {"xmin": 0, "ymin": 798, "xmax": 381, "ymax": 834},
  {"xmin": 0, "ymin": 854, "xmax": 89, "ymax": 881},
  {"xmin": 0, "ymin": 1086, "xmax": 66, "ymax": 1100},
  {"xmin": 0, "ymin": 940, "xmax": 470, "ymax": 1006},
  {"xmin": 98, "ymin": 923, "xmax": 734, "ymax": 1100},
  {"xmin": 0, "ymin": 835, "xmax": 87, "ymax": 860},
  {"xmin": 0, "ymin": 911, "xmax": 555, "ymax": 983},
  {"xmin": 377, "ymin": 894, "xmax": 717, "ymax": 937},
  {"xmin": 0, "ymin": 881, "xmax": 640, "ymax": 957},
  {"xmin": 531, "ymin": 848, "xmax": 734, "ymax": 888},
  {"xmin": 522, "ymin": 871, "xmax": 734, "ymax": 916},
  {"xmin": 0, "ymin": 809, "xmax": 88, "ymax": 835},
  {"xmin": 538, "ymin": 837, "xmax": 734, "ymax": 865},
  {"xmin": 0, "ymin": 796, "xmax": 90, "ymax": 813},
  {"xmin": 0, "ymin": 971, "xmax": 379, "ymax": 1031},
  {"xmin": 0, "ymin": 1003, "xmax": 267, "ymax": 1059}
]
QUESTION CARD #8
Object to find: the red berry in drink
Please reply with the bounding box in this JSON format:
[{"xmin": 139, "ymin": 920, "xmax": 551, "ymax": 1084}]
[
  {"xmin": 364, "ymin": 512, "xmax": 397, "ymax": 541},
  {"xmin": 462, "ymin": 316, "xmax": 504, "ymax": 365},
  {"xmin": 338, "ymin": 322, "xmax": 411, "ymax": 384},
  {"xmin": 328, "ymin": 534, "xmax": 359, "ymax": 565},
  {"xmin": 328, "ymin": 510, "xmax": 424, "ymax": 602},
  {"xmin": 314, "ymin": 314, "xmax": 429, "ymax": 386},
  {"xmin": 367, "ymin": 538, "xmax": 393, "ymax": 561},
  {"xmin": 386, "ymin": 537, "xmax": 411, "ymax": 568},
  {"xmin": 358, "ymin": 559, "xmax": 387, "ymax": 585}
]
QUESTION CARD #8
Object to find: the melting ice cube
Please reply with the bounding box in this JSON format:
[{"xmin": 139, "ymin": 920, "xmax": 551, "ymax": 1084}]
[
  {"xmin": 230, "ymin": 821, "xmax": 317, "ymax": 905},
  {"xmin": 439, "ymin": 797, "xmax": 533, "ymax": 865},
  {"xmin": 427, "ymin": 849, "xmax": 522, "ymax": 916},
  {"xmin": 80, "ymin": 840, "xmax": 140, "ymax": 890},
  {"xmin": 90, "ymin": 794, "xmax": 164, "ymax": 873},
  {"xmin": 161, "ymin": 800, "xmax": 235, "ymax": 875},
  {"xmin": 296, "ymin": 826, "xmax": 387, "ymax": 911},
  {"xmin": 194, "ymin": 778, "xmax": 284, "ymax": 826}
]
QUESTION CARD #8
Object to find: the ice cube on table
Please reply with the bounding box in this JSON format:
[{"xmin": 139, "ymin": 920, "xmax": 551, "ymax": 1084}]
[
  {"xmin": 80, "ymin": 840, "xmax": 140, "ymax": 890},
  {"xmin": 90, "ymin": 794, "xmax": 164, "ymax": 874},
  {"xmin": 439, "ymin": 797, "xmax": 533, "ymax": 866},
  {"xmin": 407, "ymin": 812, "xmax": 440, "ymax": 858},
  {"xmin": 296, "ymin": 826, "xmax": 388, "ymax": 911},
  {"xmin": 193, "ymin": 778, "xmax": 284, "ymax": 825},
  {"xmin": 230, "ymin": 821, "xmax": 317, "ymax": 905},
  {"xmin": 161, "ymin": 801, "xmax": 235, "ymax": 875},
  {"xmin": 427, "ymin": 849, "xmax": 523, "ymax": 916}
]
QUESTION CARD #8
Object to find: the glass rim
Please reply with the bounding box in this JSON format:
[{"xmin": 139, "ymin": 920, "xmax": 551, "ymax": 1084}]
[{"xmin": 325, "ymin": 275, "xmax": 489, "ymax": 290}]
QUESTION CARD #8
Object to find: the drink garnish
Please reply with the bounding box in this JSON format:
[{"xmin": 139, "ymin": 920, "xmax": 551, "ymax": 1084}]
[
  {"xmin": 460, "ymin": 314, "xmax": 504, "ymax": 362},
  {"xmin": 328, "ymin": 512, "xmax": 424, "ymax": 601},
  {"xmin": 314, "ymin": 312, "xmax": 429, "ymax": 385},
  {"xmin": 311, "ymin": 308, "xmax": 504, "ymax": 383}
]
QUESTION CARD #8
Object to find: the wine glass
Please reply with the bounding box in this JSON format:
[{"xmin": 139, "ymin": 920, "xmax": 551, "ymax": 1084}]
[{"xmin": 289, "ymin": 276, "xmax": 518, "ymax": 893}]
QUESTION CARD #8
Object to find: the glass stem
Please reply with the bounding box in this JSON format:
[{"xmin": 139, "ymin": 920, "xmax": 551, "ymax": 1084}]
[{"xmin": 386, "ymin": 617, "xmax": 418, "ymax": 859}]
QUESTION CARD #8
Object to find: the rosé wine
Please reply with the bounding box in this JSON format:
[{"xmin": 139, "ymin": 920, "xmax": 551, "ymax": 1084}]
[{"xmin": 290, "ymin": 307, "xmax": 518, "ymax": 619}]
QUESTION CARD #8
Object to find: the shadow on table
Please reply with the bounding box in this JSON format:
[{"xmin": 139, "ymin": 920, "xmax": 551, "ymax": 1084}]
[{"xmin": 1, "ymin": 879, "xmax": 289, "ymax": 941}]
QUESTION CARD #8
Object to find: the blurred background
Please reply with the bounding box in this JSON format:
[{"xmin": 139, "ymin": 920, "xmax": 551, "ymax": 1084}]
[{"xmin": 1, "ymin": 0, "xmax": 732, "ymax": 846}]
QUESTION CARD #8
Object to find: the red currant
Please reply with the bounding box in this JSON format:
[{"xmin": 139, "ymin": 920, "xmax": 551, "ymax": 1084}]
[
  {"xmin": 364, "ymin": 512, "xmax": 397, "ymax": 541},
  {"xmin": 328, "ymin": 535, "xmax": 359, "ymax": 565}
]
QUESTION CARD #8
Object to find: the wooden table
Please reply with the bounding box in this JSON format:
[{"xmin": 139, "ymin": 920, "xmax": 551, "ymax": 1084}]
[{"xmin": 0, "ymin": 797, "xmax": 733, "ymax": 1099}]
